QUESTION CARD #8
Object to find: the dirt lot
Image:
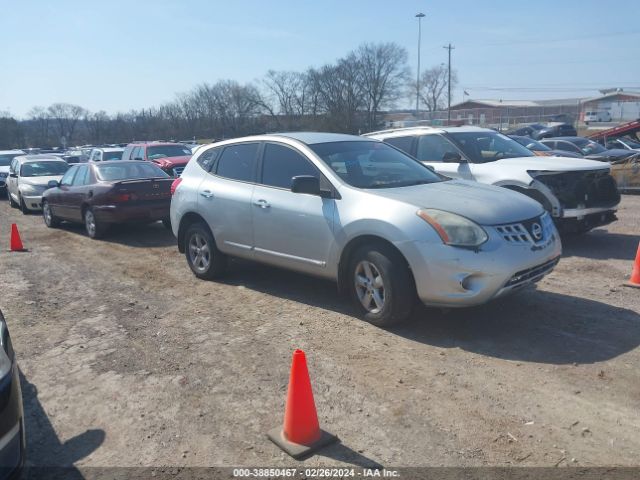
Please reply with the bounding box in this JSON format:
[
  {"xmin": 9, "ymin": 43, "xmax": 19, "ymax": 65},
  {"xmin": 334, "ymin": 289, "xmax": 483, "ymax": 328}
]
[{"xmin": 0, "ymin": 195, "xmax": 639, "ymax": 470}]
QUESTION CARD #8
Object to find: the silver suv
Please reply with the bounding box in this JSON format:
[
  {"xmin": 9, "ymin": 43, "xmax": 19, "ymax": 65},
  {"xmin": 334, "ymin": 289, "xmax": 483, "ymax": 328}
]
[{"xmin": 170, "ymin": 133, "xmax": 561, "ymax": 326}]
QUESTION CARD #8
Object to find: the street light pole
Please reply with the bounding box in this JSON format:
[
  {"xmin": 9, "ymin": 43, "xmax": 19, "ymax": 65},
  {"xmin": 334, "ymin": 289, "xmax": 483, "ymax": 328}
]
[
  {"xmin": 415, "ymin": 12, "xmax": 425, "ymax": 117},
  {"xmin": 443, "ymin": 43, "xmax": 455, "ymax": 125}
]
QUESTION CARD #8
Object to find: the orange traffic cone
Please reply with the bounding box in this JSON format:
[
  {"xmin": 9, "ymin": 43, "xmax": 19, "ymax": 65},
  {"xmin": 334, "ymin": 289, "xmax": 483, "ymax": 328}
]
[
  {"xmin": 9, "ymin": 224, "xmax": 27, "ymax": 252},
  {"xmin": 267, "ymin": 349, "xmax": 338, "ymax": 459},
  {"xmin": 625, "ymin": 242, "xmax": 640, "ymax": 289}
]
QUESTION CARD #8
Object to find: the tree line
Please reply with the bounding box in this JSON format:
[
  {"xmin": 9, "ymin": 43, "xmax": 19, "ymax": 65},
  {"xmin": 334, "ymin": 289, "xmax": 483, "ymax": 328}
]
[{"xmin": 0, "ymin": 42, "xmax": 457, "ymax": 149}]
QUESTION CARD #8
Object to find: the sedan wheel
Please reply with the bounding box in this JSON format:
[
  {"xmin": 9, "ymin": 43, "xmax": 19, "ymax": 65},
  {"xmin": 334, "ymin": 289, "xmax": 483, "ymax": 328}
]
[
  {"xmin": 42, "ymin": 202, "xmax": 60, "ymax": 228},
  {"xmin": 84, "ymin": 208, "xmax": 106, "ymax": 239}
]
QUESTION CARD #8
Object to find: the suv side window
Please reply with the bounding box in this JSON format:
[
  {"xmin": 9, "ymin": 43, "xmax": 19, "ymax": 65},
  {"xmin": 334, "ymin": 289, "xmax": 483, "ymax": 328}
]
[
  {"xmin": 60, "ymin": 166, "xmax": 78, "ymax": 186},
  {"xmin": 384, "ymin": 136, "xmax": 415, "ymax": 156},
  {"xmin": 197, "ymin": 147, "xmax": 220, "ymax": 172},
  {"xmin": 557, "ymin": 141, "xmax": 580, "ymax": 153},
  {"xmin": 261, "ymin": 143, "xmax": 318, "ymax": 189},
  {"xmin": 130, "ymin": 147, "xmax": 141, "ymax": 160},
  {"xmin": 215, "ymin": 143, "xmax": 259, "ymax": 182},
  {"xmin": 9, "ymin": 159, "xmax": 17, "ymax": 173},
  {"xmin": 416, "ymin": 134, "xmax": 460, "ymax": 162}
]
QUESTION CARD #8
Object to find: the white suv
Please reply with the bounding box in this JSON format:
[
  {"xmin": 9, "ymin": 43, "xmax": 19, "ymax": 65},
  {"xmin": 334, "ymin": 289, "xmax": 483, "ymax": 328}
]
[{"xmin": 365, "ymin": 126, "xmax": 620, "ymax": 233}]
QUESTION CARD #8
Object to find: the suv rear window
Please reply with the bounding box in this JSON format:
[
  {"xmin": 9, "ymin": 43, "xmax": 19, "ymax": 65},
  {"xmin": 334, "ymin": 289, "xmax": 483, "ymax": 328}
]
[{"xmin": 216, "ymin": 144, "xmax": 259, "ymax": 182}]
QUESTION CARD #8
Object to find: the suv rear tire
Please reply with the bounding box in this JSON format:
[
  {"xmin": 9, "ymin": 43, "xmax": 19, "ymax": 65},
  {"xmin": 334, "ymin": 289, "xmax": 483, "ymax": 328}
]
[
  {"xmin": 184, "ymin": 222, "xmax": 227, "ymax": 279},
  {"xmin": 348, "ymin": 244, "xmax": 414, "ymax": 327}
]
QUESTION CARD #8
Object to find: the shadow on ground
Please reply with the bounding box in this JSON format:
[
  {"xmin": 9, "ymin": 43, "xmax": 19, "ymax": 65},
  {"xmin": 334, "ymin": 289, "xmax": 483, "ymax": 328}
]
[
  {"xmin": 223, "ymin": 261, "xmax": 640, "ymax": 365},
  {"xmin": 20, "ymin": 371, "xmax": 104, "ymax": 478},
  {"xmin": 54, "ymin": 221, "xmax": 175, "ymax": 248},
  {"xmin": 562, "ymin": 229, "xmax": 640, "ymax": 261}
]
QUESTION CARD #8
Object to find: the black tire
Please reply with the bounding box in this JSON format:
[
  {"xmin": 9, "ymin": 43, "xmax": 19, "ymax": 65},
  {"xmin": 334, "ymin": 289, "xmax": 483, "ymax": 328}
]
[
  {"xmin": 348, "ymin": 243, "xmax": 415, "ymax": 327},
  {"xmin": 8, "ymin": 193, "xmax": 18, "ymax": 208},
  {"xmin": 162, "ymin": 218, "xmax": 172, "ymax": 230},
  {"xmin": 184, "ymin": 222, "xmax": 227, "ymax": 280},
  {"xmin": 84, "ymin": 208, "xmax": 107, "ymax": 239},
  {"xmin": 42, "ymin": 201, "xmax": 61, "ymax": 228},
  {"xmin": 19, "ymin": 195, "xmax": 29, "ymax": 214}
]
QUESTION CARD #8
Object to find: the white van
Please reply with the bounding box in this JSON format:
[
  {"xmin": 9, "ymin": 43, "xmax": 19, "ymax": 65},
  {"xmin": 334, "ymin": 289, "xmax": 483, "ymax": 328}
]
[{"xmin": 584, "ymin": 111, "xmax": 611, "ymax": 124}]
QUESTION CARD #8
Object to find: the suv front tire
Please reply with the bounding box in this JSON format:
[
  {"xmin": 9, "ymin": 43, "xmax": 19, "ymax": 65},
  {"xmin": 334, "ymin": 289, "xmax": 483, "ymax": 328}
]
[{"xmin": 348, "ymin": 244, "xmax": 414, "ymax": 327}]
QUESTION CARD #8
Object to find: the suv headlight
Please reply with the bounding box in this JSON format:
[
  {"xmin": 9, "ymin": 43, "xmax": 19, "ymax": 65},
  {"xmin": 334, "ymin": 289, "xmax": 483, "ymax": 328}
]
[{"xmin": 417, "ymin": 209, "xmax": 488, "ymax": 247}]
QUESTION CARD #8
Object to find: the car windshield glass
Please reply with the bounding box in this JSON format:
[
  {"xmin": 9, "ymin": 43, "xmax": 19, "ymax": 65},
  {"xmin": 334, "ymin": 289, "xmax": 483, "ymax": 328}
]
[
  {"xmin": 622, "ymin": 138, "xmax": 640, "ymax": 148},
  {"xmin": 0, "ymin": 154, "xmax": 20, "ymax": 166},
  {"xmin": 309, "ymin": 141, "xmax": 444, "ymax": 189},
  {"xmin": 103, "ymin": 150, "xmax": 123, "ymax": 161},
  {"xmin": 146, "ymin": 145, "xmax": 192, "ymax": 159},
  {"xmin": 512, "ymin": 136, "xmax": 551, "ymax": 151},
  {"xmin": 447, "ymin": 131, "xmax": 535, "ymax": 163},
  {"xmin": 573, "ymin": 139, "xmax": 606, "ymax": 155},
  {"xmin": 96, "ymin": 162, "xmax": 169, "ymax": 181},
  {"xmin": 20, "ymin": 161, "xmax": 69, "ymax": 177}
]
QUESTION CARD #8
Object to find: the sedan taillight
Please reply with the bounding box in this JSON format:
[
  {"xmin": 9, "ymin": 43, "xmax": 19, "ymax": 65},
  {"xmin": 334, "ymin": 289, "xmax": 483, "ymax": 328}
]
[{"xmin": 170, "ymin": 177, "xmax": 182, "ymax": 195}]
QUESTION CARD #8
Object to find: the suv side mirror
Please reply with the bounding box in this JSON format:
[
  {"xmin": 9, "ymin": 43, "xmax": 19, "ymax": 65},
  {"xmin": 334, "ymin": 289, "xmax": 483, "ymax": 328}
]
[
  {"xmin": 442, "ymin": 152, "xmax": 464, "ymax": 163},
  {"xmin": 291, "ymin": 175, "xmax": 321, "ymax": 196},
  {"xmin": 9, "ymin": 172, "xmax": 17, "ymax": 178},
  {"xmin": 47, "ymin": 180, "xmax": 60, "ymax": 189}
]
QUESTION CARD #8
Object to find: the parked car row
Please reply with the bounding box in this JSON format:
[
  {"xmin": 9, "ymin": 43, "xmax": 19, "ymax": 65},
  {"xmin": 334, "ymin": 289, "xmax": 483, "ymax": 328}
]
[{"xmin": 2, "ymin": 127, "xmax": 629, "ymax": 326}]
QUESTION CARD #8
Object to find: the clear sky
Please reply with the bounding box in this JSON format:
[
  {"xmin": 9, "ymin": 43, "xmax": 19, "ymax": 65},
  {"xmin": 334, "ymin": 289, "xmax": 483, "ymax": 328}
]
[{"xmin": 1, "ymin": 0, "xmax": 639, "ymax": 117}]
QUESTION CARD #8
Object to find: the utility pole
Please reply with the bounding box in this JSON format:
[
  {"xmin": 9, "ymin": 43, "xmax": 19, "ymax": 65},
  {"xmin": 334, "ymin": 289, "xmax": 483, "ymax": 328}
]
[
  {"xmin": 415, "ymin": 13, "xmax": 426, "ymax": 118},
  {"xmin": 443, "ymin": 43, "xmax": 455, "ymax": 125}
]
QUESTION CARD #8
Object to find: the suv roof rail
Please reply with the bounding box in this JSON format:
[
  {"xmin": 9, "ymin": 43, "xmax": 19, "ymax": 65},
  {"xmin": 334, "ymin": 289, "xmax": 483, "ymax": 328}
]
[{"xmin": 363, "ymin": 125, "xmax": 437, "ymax": 136}]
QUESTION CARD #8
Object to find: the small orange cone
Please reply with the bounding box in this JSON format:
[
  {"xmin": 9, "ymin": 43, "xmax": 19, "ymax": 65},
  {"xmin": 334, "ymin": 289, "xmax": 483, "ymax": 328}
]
[
  {"xmin": 267, "ymin": 349, "xmax": 338, "ymax": 459},
  {"xmin": 625, "ymin": 242, "xmax": 640, "ymax": 289},
  {"xmin": 9, "ymin": 224, "xmax": 27, "ymax": 252}
]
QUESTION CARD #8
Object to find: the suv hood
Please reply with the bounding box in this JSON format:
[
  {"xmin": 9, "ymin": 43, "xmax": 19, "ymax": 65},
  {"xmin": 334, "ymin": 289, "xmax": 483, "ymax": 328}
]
[
  {"xmin": 371, "ymin": 179, "xmax": 544, "ymax": 225},
  {"xmin": 20, "ymin": 175, "xmax": 63, "ymax": 187},
  {"xmin": 491, "ymin": 156, "xmax": 609, "ymax": 172},
  {"xmin": 0, "ymin": 166, "xmax": 9, "ymax": 174},
  {"xmin": 152, "ymin": 155, "xmax": 191, "ymax": 169}
]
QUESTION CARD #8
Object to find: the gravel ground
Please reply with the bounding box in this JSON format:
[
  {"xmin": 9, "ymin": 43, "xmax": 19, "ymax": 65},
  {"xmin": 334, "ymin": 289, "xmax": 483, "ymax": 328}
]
[{"xmin": 0, "ymin": 195, "xmax": 638, "ymax": 469}]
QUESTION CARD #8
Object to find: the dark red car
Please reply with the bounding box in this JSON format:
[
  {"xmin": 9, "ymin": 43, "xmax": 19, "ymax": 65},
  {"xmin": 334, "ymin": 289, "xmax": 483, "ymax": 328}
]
[
  {"xmin": 121, "ymin": 142, "xmax": 192, "ymax": 177},
  {"xmin": 41, "ymin": 161, "xmax": 173, "ymax": 238}
]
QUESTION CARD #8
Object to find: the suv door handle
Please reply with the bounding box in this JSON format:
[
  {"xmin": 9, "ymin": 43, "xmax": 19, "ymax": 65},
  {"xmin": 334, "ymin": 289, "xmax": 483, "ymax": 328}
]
[
  {"xmin": 253, "ymin": 199, "xmax": 270, "ymax": 209},
  {"xmin": 200, "ymin": 190, "xmax": 214, "ymax": 199}
]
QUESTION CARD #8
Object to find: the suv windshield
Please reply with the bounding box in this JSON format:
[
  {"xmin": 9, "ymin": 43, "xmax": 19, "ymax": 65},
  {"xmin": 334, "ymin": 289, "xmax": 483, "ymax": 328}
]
[
  {"xmin": 511, "ymin": 136, "xmax": 552, "ymax": 152},
  {"xmin": 146, "ymin": 145, "xmax": 192, "ymax": 160},
  {"xmin": 96, "ymin": 162, "xmax": 169, "ymax": 181},
  {"xmin": 20, "ymin": 161, "xmax": 69, "ymax": 177},
  {"xmin": 573, "ymin": 139, "xmax": 606, "ymax": 155},
  {"xmin": 447, "ymin": 131, "xmax": 535, "ymax": 163},
  {"xmin": 309, "ymin": 141, "xmax": 444, "ymax": 189}
]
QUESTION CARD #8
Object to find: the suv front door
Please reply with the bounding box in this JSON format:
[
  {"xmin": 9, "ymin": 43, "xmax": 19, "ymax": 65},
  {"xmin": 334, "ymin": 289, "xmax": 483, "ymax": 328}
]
[
  {"xmin": 197, "ymin": 143, "xmax": 259, "ymax": 259},
  {"xmin": 251, "ymin": 142, "xmax": 335, "ymax": 275}
]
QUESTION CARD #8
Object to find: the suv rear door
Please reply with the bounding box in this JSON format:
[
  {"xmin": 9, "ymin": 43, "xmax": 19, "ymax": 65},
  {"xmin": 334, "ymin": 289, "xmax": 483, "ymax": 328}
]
[
  {"xmin": 197, "ymin": 143, "xmax": 258, "ymax": 259},
  {"xmin": 251, "ymin": 142, "xmax": 335, "ymax": 275}
]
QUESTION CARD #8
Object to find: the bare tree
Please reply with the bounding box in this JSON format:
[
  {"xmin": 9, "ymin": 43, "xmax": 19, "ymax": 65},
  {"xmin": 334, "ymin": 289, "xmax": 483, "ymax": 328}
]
[
  {"xmin": 415, "ymin": 65, "xmax": 459, "ymax": 113},
  {"xmin": 261, "ymin": 70, "xmax": 311, "ymax": 129},
  {"xmin": 47, "ymin": 103, "xmax": 87, "ymax": 145},
  {"xmin": 356, "ymin": 42, "xmax": 410, "ymax": 130},
  {"xmin": 86, "ymin": 111, "xmax": 110, "ymax": 144}
]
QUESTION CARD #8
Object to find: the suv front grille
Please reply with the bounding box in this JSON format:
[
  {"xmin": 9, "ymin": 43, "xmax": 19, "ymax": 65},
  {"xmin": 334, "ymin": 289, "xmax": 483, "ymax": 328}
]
[
  {"xmin": 495, "ymin": 213, "xmax": 554, "ymax": 245},
  {"xmin": 534, "ymin": 170, "xmax": 620, "ymax": 209},
  {"xmin": 505, "ymin": 257, "xmax": 560, "ymax": 288},
  {"xmin": 172, "ymin": 166, "xmax": 185, "ymax": 177}
]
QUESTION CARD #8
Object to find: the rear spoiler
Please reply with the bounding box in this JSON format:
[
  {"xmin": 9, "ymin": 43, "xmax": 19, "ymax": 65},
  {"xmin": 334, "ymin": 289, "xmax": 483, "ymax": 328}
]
[{"xmin": 112, "ymin": 177, "xmax": 173, "ymax": 186}]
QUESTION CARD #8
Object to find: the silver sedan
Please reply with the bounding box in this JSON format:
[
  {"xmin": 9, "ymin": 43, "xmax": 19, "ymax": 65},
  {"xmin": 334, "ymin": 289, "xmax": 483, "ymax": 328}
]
[{"xmin": 170, "ymin": 133, "xmax": 561, "ymax": 326}]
